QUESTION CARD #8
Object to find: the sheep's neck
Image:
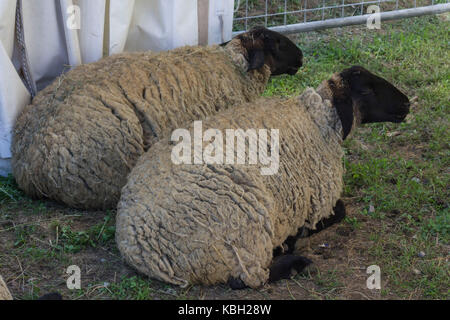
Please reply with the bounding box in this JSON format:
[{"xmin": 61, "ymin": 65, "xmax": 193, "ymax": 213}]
[
  {"xmin": 298, "ymin": 88, "xmax": 343, "ymax": 144},
  {"xmin": 223, "ymin": 38, "xmax": 250, "ymax": 73}
]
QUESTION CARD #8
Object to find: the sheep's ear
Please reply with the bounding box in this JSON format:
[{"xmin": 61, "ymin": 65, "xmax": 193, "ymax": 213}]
[
  {"xmin": 334, "ymin": 96, "xmax": 353, "ymax": 140},
  {"xmin": 247, "ymin": 49, "xmax": 265, "ymax": 71},
  {"xmin": 219, "ymin": 40, "xmax": 230, "ymax": 47}
]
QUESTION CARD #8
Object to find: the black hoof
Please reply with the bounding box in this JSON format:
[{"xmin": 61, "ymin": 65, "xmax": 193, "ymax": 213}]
[
  {"xmin": 269, "ymin": 255, "xmax": 313, "ymax": 282},
  {"xmin": 228, "ymin": 277, "xmax": 248, "ymax": 290}
]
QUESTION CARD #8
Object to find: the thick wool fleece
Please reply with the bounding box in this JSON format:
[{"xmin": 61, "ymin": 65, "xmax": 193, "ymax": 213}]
[
  {"xmin": 12, "ymin": 42, "xmax": 270, "ymax": 209},
  {"xmin": 0, "ymin": 276, "xmax": 12, "ymax": 300},
  {"xmin": 116, "ymin": 87, "xmax": 345, "ymax": 288}
]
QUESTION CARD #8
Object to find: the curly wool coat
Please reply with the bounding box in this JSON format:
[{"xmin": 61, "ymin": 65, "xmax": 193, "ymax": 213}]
[{"xmin": 116, "ymin": 84, "xmax": 345, "ymax": 288}]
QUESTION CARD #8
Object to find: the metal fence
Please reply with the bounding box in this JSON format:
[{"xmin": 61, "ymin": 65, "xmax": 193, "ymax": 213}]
[{"xmin": 232, "ymin": 0, "xmax": 450, "ymax": 35}]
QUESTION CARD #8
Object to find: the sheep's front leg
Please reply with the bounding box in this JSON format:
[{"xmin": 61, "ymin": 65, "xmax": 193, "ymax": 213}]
[
  {"xmin": 274, "ymin": 199, "xmax": 347, "ymax": 256},
  {"xmin": 268, "ymin": 255, "xmax": 313, "ymax": 282},
  {"xmin": 229, "ymin": 200, "xmax": 346, "ymax": 290}
]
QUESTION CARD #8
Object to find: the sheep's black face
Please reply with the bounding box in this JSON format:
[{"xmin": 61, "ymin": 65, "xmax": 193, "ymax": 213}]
[
  {"xmin": 343, "ymin": 66, "xmax": 410, "ymax": 123},
  {"xmin": 258, "ymin": 28, "xmax": 303, "ymax": 76},
  {"xmin": 237, "ymin": 27, "xmax": 303, "ymax": 75}
]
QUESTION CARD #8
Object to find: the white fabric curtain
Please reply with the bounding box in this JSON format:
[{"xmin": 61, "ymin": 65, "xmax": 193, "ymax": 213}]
[{"xmin": 0, "ymin": 0, "xmax": 235, "ymax": 176}]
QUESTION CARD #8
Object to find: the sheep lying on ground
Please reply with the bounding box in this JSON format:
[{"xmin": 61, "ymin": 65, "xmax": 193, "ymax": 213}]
[
  {"xmin": 12, "ymin": 27, "xmax": 302, "ymax": 210},
  {"xmin": 116, "ymin": 66, "xmax": 410, "ymax": 288},
  {"xmin": 0, "ymin": 275, "xmax": 12, "ymax": 300}
]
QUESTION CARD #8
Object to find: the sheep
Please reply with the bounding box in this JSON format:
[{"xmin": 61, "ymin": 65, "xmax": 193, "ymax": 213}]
[
  {"xmin": 0, "ymin": 276, "xmax": 12, "ymax": 300},
  {"xmin": 11, "ymin": 27, "xmax": 303, "ymax": 210},
  {"xmin": 115, "ymin": 66, "xmax": 410, "ymax": 288}
]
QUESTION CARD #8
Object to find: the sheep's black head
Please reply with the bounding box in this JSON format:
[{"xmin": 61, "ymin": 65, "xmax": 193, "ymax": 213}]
[
  {"xmin": 234, "ymin": 27, "xmax": 303, "ymax": 75},
  {"xmin": 330, "ymin": 66, "xmax": 410, "ymax": 139}
]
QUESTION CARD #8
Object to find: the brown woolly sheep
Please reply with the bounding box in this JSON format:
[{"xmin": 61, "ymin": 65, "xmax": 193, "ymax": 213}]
[
  {"xmin": 115, "ymin": 66, "xmax": 410, "ymax": 288},
  {"xmin": 12, "ymin": 27, "xmax": 302, "ymax": 210}
]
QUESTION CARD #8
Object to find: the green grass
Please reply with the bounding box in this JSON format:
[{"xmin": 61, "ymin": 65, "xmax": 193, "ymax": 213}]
[
  {"xmin": 264, "ymin": 15, "xmax": 449, "ymax": 299},
  {"xmin": 95, "ymin": 276, "xmax": 154, "ymax": 300},
  {"xmin": 54, "ymin": 213, "xmax": 116, "ymax": 254}
]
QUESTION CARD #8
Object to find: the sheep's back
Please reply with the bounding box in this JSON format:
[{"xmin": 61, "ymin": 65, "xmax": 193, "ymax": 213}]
[
  {"xmin": 12, "ymin": 46, "xmax": 270, "ymax": 209},
  {"xmin": 116, "ymin": 95, "xmax": 344, "ymax": 287}
]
